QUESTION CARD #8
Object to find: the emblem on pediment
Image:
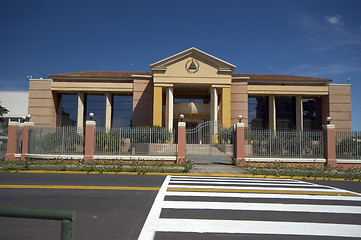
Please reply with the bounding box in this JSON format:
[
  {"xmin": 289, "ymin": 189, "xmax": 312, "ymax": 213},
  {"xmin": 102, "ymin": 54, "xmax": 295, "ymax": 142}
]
[{"xmin": 185, "ymin": 59, "xmax": 199, "ymax": 73}]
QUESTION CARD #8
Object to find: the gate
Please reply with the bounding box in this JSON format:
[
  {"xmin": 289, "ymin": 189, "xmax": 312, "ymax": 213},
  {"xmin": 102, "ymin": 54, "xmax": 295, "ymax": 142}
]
[{"xmin": 186, "ymin": 121, "xmax": 234, "ymax": 164}]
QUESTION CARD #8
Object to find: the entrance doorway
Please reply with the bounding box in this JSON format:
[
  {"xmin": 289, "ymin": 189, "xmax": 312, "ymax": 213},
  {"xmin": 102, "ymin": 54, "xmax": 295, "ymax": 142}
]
[{"xmin": 185, "ymin": 121, "xmax": 234, "ymax": 164}]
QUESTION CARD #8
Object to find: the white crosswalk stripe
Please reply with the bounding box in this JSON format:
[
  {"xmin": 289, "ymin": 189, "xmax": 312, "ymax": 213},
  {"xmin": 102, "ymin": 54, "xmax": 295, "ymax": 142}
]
[{"xmin": 139, "ymin": 175, "xmax": 361, "ymax": 239}]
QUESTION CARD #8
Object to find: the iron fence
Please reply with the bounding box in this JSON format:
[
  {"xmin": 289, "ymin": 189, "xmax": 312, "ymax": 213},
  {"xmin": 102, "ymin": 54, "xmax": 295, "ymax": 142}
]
[
  {"xmin": 245, "ymin": 129, "xmax": 324, "ymax": 158},
  {"xmin": 95, "ymin": 126, "xmax": 176, "ymax": 156},
  {"xmin": 16, "ymin": 128, "xmax": 22, "ymax": 154},
  {"xmin": 0, "ymin": 130, "xmax": 7, "ymax": 160},
  {"xmin": 336, "ymin": 131, "xmax": 361, "ymax": 160},
  {"xmin": 28, "ymin": 126, "xmax": 84, "ymax": 155}
]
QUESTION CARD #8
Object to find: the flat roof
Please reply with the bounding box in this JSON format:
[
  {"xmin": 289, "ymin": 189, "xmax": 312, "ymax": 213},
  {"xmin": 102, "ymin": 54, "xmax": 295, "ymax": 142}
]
[{"xmin": 0, "ymin": 91, "xmax": 29, "ymax": 118}]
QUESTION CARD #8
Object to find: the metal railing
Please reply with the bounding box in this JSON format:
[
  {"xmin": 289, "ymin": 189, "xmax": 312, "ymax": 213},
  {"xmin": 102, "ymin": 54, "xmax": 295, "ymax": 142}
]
[
  {"xmin": 28, "ymin": 126, "xmax": 84, "ymax": 155},
  {"xmin": 336, "ymin": 131, "xmax": 361, "ymax": 160},
  {"xmin": 0, "ymin": 205, "xmax": 75, "ymax": 240},
  {"xmin": 0, "ymin": 130, "xmax": 7, "ymax": 160},
  {"xmin": 95, "ymin": 127, "xmax": 176, "ymax": 156},
  {"xmin": 16, "ymin": 128, "xmax": 22, "ymax": 154},
  {"xmin": 245, "ymin": 129, "xmax": 324, "ymax": 158}
]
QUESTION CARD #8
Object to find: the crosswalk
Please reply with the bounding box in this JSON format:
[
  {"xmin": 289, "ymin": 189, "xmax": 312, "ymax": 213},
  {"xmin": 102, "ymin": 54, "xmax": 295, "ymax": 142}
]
[{"xmin": 138, "ymin": 176, "xmax": 361, "ymax": 239}]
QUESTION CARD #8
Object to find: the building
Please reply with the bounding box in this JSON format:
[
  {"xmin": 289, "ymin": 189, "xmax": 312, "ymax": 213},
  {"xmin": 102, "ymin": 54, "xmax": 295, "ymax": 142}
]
[
  {"xmin": 27, "ymin": 48, "xmax": 351, "ymax": 131},
  {"xmin": 0, "ymin": 91, "xmax": 29, "ymax": 129}
]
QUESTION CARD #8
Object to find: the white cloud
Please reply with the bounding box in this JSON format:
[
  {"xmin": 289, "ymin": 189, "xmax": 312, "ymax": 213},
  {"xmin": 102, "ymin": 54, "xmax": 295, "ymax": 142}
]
[{"xmin": 325, "ymin": 15, "xmax": 344, "ymax": 26}]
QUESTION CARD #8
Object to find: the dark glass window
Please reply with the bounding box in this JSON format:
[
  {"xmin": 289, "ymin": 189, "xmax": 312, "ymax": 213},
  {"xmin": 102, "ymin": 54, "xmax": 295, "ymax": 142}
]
[
  {"xmin": 276, "ymin": 97, "xmax": 296, "ymax": 130},
  {"xmin": 85, "ymin": 94, "xmax": 105, "ymax": 127},
  {"xmin": 112, "ymin": 95, "xmax": 133, "ymax": 127},
  {"xmin": 248, "ymin": 97, "xmax": 269, "ymax": 129},
  {"xmin": 174, "ymin": 98, "xmax": 204, "ymax": 103},
  {"xmin": 58, "ymin": 94, "xmax": 77, "ymax": 126},
  {"xmin": 303, "ymin": 98, "xmax": 316, "ymax": 130}
]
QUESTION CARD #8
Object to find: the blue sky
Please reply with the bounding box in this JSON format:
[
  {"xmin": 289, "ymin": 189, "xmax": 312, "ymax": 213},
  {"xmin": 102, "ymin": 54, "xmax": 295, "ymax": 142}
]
[{"xmin": 1, "ymin": 0, "xmax": 360, "ymax": 129}]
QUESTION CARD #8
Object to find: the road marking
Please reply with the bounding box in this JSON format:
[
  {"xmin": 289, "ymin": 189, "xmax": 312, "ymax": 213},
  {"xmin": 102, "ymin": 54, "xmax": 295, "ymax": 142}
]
[
  {"xmin": 169, "ymin": 180, "xmax": 319, "ymax": 187},
  {"xmin": 165, "ymin": 191, "xmax": 361, "ymax": 201},
  {"xmin": 155, "ymin": 219, "xmax": 361, "ymax": 238},
  {"xmin": 167, "ymin": 187, "xmax": 359, "ymax": 196},
  {"xmin": 138, "ymin": 175, "xmax": 171, "ymax": 240},
  {"xmin": 0, "ymin": 184, "xmax": 160, "ymax": 191},
  {"xmin": 139, "ymin": 175, "xmax": 361, "ymax": 239},
  {"xmin": 168, "ymin": 184, "xmax": 341, "ymax": 192},
  {"xmin": 171, "ymin": 175, "xmax": 304, "ymax": 183},
  {"xmin": 2, "ymin": 170, "xmax": 361, "ymax": 182},
  {"xmin": 162, "ymin": 200, "xmax": 361, "ymax": 214}
]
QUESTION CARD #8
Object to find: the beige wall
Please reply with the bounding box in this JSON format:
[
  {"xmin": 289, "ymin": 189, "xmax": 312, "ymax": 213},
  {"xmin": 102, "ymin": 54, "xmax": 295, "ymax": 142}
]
[
  {"xmin": 28, "ymin": 79, "xmax": 57, "ymax": 127},
  {"xmin": 231, "ymin": 80, "xmax": 248, "ymax": 127},
  {"xmin": 153, "ymin": 56, "xmax": 232, "ymax": 86},
  {"xmin": 133, "ymin": 78, "xmax": 153, "ymax": 126},
  {"xmin": 329, "ymin": 84, "xmax": 351, "ymax": 131}
]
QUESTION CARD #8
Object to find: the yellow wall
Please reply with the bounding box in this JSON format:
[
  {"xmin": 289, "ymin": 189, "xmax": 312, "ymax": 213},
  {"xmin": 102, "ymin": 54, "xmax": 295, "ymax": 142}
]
[
  {"xmin": 221, "ymin": 87, "xmax": 231, "ymax": 128},
  {"xmin": 153, "ymin": 86, "xmax": 162, "ymax": 126}
]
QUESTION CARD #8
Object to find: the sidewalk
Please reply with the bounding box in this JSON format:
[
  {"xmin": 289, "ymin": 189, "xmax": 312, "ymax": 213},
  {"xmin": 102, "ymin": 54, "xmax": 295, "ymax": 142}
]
[{"xmin": 188, "ymin": 163, "xmax": 250, "ymax": 175}]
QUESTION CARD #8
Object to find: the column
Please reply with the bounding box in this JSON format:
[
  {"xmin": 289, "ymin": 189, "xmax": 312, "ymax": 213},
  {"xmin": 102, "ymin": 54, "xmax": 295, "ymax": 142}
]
[
  {"xmin": 21, "ymin": 122, "xmax": 34, "ymax": 160},
  {"xmin": 77, "ymin": 92, "xmax": 85, "ymax": 128},
  {"xmin": 323, "ymin": 124, "xmax": 337, "ymax": 166},
  {"xmin": 296, "ymin": 96, "xmax": 303, "ymax": 131},
  {"xmin": 234, "ymin": 122, "xmax": 245, "ymax": 166},
  {"xmin": 210, "ymin": 88, "xmax": 218, "ymax": 143},
  {"xmin": 84, "ymin": 120, "xmax": 96, "ymax": 161},
  {"xmin": 269, "ymin": 96, "xmax": 276, "ymax": 131},
  {"xmin": 221, "ymin": 87, "xmax": 231, "ymax": 128},
  {"xmin": 105, "ymin": 93, "xmax": 112, "ymax": 129},
  {"xmin": 5, "ymin": 122, "xmax": 19, "ymax": 161},
  {"xmin": 165, "ymin": 88, "xmax": 174, "ymax": 131},
  {"xmin": 153, "ymin": 86, "xmax": 162, "ymax": 126},
  {"xmin": 177, "ymin": 121, "xmax": 186, "ymax": 165}
]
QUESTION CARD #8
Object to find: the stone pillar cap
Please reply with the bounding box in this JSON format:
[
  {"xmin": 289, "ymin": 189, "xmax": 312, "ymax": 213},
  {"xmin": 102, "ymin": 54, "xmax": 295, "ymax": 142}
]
[
  {"xmin": 178, "ymin": 122, "xmax": 186, "ymax": 127},
  {"xmin": 86, "ymin": 120, "xmax": 96, "ymax": 126},
  {"xmin": 323, "ymin": 124, "xmax": 335, "ymax": 129}
]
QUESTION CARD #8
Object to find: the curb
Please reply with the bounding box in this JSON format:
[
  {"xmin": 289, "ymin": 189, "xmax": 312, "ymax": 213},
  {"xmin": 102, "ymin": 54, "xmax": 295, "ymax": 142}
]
[{"xmin": 1, "ymin": 170, "xmax": 360, "ymax": 182}]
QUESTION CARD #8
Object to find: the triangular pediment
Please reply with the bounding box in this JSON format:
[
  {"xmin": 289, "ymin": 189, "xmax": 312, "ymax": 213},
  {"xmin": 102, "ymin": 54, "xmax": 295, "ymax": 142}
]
[{"xmin": 150, "ymin": 47, "xmax": 236, "ymax": 74}]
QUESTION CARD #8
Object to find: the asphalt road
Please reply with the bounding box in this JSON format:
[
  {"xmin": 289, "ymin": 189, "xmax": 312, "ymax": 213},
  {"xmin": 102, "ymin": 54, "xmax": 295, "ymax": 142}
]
[
  {"xmin": 0, "ymin": 173, "xmax": 166, "ymax": 240},
  {"xmin": 0, "ymin": 172, "xmax": 361, "ymax": 240}
]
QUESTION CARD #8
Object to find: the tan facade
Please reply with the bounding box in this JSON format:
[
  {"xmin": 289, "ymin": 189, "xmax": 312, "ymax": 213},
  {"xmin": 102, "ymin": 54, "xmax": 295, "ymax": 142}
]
[
  {"xmin": 329, "ymin": 84, "xmax": 352, "ymax": 130},
  {"xmin": 27, "ymin": 48, "xmax": 352, "ymax": 131},
  {"xmin": 28, "ymin": 79, "xmax": 57, "ymax": 127}
]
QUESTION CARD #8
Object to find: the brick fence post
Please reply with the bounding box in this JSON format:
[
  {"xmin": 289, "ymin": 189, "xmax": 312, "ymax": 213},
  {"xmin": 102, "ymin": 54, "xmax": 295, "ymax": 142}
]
[
  {"xmin": 5, "ymin": 122, "xmax": 20, "ymax": 161},
  {"xmin": 323, "ymin": 124, "xmax": 337, "ymax": 166},
  {"xmin": 21, "ymin": 122, "xmax": 34, "ymax": 160},
  {"xmin": 177, "ymin": 122, "xmax": 186, "ymax": 165},
  {"xmin": 84, "ymin": 120, "xmax": 96, "ymax": 161},
  {"xmin": 234, "ymin": 123, "xmax": 245, "ymax": 166}
]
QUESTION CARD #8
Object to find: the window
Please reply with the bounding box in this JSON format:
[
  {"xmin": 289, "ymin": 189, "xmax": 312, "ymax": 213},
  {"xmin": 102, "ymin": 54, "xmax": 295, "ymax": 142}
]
[
  {"xmin": 112, "ymin": 95, "xmax": 133, "ymax": 127},
  {"xmin": 248, "ymin": 97, "xmax": 269, "ymax": 129},
  {"xmin": 85, "ymin": 94, "xmax": 105, "ymax": 127},
  {"xmin": 174, "ymin": 98, "xmax": 204, "ymax": 103},
  {"xmin": 276, "ymin": 97, "xmax": 296, "ymax": 130},
  {"xmin": 58, "ymin": 94, "xmax": 77, "ymax": 126},
  {"xmin": 303, "ymin": 98, "xmax": 316, "ymax": 130}
]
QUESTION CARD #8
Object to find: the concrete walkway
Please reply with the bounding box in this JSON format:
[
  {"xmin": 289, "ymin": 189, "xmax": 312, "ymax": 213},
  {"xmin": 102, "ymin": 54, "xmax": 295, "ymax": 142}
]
[{"xmin": 189, "ymin": 163, "xmax": 250, "ymax": 175}]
